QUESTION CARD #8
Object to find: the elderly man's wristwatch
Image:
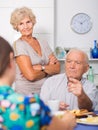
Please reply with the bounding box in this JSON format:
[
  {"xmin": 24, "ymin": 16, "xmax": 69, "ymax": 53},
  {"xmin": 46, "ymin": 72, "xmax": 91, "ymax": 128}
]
[{"xmin": 41, "ymin": 65, "xmax": 45, "ymax": 71}]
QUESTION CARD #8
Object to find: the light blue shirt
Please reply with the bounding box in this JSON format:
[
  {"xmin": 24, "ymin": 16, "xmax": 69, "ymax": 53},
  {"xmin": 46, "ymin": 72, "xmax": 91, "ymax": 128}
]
[{"xmin": 40, "ymin": 73, "xmax": 98, "ymax": 110}]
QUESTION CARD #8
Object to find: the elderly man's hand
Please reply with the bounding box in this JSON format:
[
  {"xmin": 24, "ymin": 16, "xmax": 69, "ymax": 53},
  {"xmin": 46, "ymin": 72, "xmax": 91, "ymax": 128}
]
[
  {"xmin": 67, "ymin": 78, "xmax": 84, "ymax": 97},
  {"xmin": 59, "ymin": 101, "xmax": 69, "ymax": 110}
]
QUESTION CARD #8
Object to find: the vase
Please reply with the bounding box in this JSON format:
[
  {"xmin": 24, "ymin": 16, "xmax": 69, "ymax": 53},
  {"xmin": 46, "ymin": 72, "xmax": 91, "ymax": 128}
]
[{"xmin": 91, "ymin": 40, "xmax": 98, "ymax": 58}]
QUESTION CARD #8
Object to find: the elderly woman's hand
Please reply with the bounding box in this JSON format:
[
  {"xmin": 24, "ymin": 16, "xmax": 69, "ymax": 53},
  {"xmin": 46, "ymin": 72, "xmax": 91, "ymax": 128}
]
[{"xmin": 49, "ymin": 54, "xmax": 58, "ymax": 64}]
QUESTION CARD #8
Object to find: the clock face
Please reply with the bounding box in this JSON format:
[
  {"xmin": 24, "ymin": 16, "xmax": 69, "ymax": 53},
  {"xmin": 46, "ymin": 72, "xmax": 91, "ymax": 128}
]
[{"xmin": 71, "ymin": 13, "xmax": 92, "ymax": 34}]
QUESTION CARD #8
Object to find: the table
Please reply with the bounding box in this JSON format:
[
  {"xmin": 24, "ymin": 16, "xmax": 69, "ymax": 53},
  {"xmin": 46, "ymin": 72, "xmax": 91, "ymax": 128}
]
[
  {"xmin": 74, "ymin": 124, "xmax": 98, "ymax": 130},
  {"xmin": 74, "ymin": 111, "xmax": 98, "ymax": 130}
]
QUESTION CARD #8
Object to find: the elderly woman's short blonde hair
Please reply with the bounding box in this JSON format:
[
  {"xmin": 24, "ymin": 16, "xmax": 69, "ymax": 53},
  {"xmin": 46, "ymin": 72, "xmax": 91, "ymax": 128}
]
[{"xmin": 10, "ymin": 7, "xmax": 36, "ymax": 31}]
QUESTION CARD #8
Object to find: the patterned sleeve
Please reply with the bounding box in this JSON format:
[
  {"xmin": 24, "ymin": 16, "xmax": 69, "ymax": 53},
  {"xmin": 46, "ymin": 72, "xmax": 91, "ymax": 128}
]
[
  {"xmin": 30, "ymin": 94, "xmax": 53, "ymax": 129},
  {"xmin": 0, "ymin": 88, "xmax": 53, "ymax": 130},
  {"xmin": 12, "ymin": 40, "xmax": 29, "ymax": 57},
  {"xmin": 39, "ymin": 99, "xmax": 53, "ymax": 130}
]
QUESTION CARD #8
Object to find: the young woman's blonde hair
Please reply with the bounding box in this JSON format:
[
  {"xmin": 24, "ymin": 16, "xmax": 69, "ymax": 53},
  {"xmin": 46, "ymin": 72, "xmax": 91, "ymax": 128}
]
[{"xmin": 10, "ymin": 7, "xmax": 36, "ymax": 31}]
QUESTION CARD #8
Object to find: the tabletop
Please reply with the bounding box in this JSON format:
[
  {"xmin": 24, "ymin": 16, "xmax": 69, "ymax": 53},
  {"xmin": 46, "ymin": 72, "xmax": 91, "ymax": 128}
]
[
  {"xmin": 74, "ymin": 111, "xmax": 98, "ymax": 130},
  {"xmin": 74, "ymin": 123, "xmax": 98, "ymax": 130}
]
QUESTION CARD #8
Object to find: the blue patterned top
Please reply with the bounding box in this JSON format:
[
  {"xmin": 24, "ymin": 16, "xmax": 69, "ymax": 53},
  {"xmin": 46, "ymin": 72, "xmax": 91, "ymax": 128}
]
[{"xmin": 0, "ymin": 86, "xmax": 52, "ymax": 130}]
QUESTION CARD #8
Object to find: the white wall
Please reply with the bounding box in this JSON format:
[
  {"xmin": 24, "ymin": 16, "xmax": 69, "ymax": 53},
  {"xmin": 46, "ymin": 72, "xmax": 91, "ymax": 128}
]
[
  {"xmin": 0, "ymin": 0, "xmax": 54, "ymax": 50},
  {"xmin": 56, "ymin": 0, "xmax": 98, "ymax": 48},
  {"xmin": 0, "ymin": 0, "xmax": 98, "ymax": 74},
  {"xmin": 56, "ymin": 0, "xmax": 98, "ymax": 74}
]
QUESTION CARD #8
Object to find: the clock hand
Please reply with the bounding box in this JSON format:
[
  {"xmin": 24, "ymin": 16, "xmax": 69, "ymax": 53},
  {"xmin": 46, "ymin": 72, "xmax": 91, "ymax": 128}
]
[
  {"xmin": 79, "ymin": 20, "xmax": 86, "ymax": 25},
  {"xmin": 82, "ymin": 19, "xmax": 87, "ymax": 23}
]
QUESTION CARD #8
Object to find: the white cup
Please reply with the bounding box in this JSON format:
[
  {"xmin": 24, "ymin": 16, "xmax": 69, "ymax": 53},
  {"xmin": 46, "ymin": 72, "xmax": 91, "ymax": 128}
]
[{"xmin": 47, "ymin": 100, "xmax": 60, "ymax": 112}]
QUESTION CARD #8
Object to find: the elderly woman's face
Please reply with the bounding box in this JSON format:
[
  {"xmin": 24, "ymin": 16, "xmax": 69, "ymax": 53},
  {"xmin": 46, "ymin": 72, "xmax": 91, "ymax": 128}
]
[
  {"xmin": 17, "ymin": 17, "xmax": 33, "ymax": 36},
  {"xmin": 65, "ymin": 51, "xmax": 88, "ymax": 80}
]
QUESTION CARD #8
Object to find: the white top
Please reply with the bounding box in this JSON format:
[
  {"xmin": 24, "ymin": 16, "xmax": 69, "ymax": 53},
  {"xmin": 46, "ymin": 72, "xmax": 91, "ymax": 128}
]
[{"xmin": 40, "ymin": 73, "xmax": 98, "ymax": 110}]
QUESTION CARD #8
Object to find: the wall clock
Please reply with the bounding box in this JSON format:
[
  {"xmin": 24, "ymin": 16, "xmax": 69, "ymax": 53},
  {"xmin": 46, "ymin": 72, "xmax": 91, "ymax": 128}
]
[{"xmin": 71, "ymin": 13, "xmax": 92, "ymax": 34}]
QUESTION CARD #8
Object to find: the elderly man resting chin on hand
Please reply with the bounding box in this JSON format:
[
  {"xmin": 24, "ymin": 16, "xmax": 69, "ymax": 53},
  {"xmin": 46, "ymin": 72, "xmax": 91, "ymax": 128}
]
[{"xmin": 40, "ymin": 48, "xmax": 98, "ymax": 111}]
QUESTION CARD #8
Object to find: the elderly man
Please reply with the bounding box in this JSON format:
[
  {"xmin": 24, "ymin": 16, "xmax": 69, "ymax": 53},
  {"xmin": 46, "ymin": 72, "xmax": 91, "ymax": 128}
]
[{"xmin": 40, "ymin": 48, "xmax": 97, "ymax": 111}]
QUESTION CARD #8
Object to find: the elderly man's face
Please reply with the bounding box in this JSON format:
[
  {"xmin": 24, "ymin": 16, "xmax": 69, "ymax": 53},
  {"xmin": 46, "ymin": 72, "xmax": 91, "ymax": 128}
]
[{"xmin": 65, "ymin": 51, "xmax": 89, "ymax": 80}]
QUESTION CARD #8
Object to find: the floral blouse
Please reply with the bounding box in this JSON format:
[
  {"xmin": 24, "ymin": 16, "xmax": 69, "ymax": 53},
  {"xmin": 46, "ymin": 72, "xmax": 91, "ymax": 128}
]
[{"xmin": 0, "ymin": 86, "xmax": 52, "ymax": 130}]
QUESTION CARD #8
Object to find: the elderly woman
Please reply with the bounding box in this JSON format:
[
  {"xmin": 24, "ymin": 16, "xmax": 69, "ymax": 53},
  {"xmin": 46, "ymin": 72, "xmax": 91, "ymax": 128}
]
[
  {"xmin": 0, "ymin": 36, "xmax": 76, "ymax": 130},
  {"xmin": 10, "ymin": 7, "xmax": 60, "ymax": 95}
]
